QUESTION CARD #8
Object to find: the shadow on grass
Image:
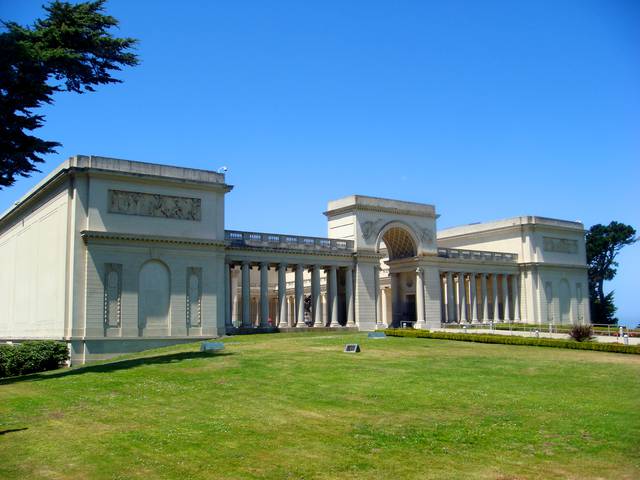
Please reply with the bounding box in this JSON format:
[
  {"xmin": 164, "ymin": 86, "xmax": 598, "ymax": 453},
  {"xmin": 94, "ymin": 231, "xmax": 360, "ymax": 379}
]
[
  {"xmin": 0, "ymin": 428, "xmax": 28, "ymax": 435},
  {"xmin": 0, "ymin": 351, "xmax": 233, "ymax": 385}
]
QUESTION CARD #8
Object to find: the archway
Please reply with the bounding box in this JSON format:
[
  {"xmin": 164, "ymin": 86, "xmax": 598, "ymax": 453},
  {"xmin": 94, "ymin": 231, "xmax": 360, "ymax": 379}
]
[
  {"xmin": 138, "ymin": 260, "xmax": 171, "ymax": 335},
  {"xmin": 375, "ymin": 223, "xmax": 420, "ymax": 328}
]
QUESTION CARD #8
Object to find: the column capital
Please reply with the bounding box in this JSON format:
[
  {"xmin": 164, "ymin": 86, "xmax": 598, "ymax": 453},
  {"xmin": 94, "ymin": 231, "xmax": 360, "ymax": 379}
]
[{"xmin": 278, "ymin": 262, "xmax": 288, "ymax": 270}]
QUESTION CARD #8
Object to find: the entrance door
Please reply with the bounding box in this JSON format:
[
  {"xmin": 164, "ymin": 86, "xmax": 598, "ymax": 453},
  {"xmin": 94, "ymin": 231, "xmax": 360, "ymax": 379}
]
[{"xmin": 404, "ymin": 294, "xmax": 416, "ymax": 326}]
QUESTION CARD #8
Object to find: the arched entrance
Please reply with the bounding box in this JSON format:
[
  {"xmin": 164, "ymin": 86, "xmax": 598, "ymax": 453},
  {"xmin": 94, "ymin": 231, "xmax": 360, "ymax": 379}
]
[
  {"xmin": 375, "ymin": 223, "xmax": 421, "ymax": 328},
  {"xmin": 138, "ymin": 260, "xmax": 171, "ymax": 336}
]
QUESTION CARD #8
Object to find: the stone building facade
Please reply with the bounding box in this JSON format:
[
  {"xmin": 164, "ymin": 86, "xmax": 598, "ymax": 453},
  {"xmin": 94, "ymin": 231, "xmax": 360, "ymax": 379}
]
[{"xmin": 0, "ymin": 156, "xmax": 590, "ymax": 362}]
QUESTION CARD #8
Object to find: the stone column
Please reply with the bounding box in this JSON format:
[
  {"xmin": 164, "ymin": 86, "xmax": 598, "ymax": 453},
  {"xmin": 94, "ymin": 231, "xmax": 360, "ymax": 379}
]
[
  {"xmin": 470, "ymin": 273, "xmax": 479, "ymax": 323},
  {"xmin": 295, "ymin": 264, "xmax": 305, "ymax": 328},
  {"xmin": 312, "ymin": 265, "xmax": 323, "ymax": 327},
  {"xmin": 458, "ymin": 273, "xmax": 468, "ymax": 323},
  {"xmin": 278, "ymin": 263, "xmax": 288, "ymax": 327},
  {"xmin": 492, "ymin": 274, "xmax": 499, "ymax": 322},
  {"xmin": 415, "ymin": 267, "xmax": 426, "ymax": 329},
  {"xmin": 231, "ymin": 267, "xmax": 240, "ymax": 327},
  {"xmin": 440, "ymin": 273, "xmax": 447, "ymax": 323},
  {"xmin": 390, "ymin": 272, "xmax": 400, "ymax": 327},
  {"xmin": 224, "ymin": 261, "xmax": 232, "ymax": 329},
  {"xmin": 345, "ymin": 266, "xmax": 355, "ymax": 326},
  {"xmin": 514, "ymin": 274, "xmax": 521, "ymax": 322},
  {"xmin": 259, "ymin": 262, "xmax": 269, "ymax": 327},
  {"xmin": 241, "ymin": 262, "xmax": 251, "ymax": 327},
  {"xmin": 503, "ymin": 274, "xmax": 510, "ymax": 321},
  {"xmin": 375, "ymin": 266, "xmax": 383, "ymax": 329},
  {"xmin": 321, "ymin": 293, "xmax": 328, "ymax": 326},
  {"xmin": 481, "ymin": 273, "xmax": 489, "ymax": 322},
  {"xmin": 446, "ymin": 272, "xmax": 456, "ymax": 323},
  {"xmin": 329, "ymin": 265, "xmax": 339, "ymax": 327},
  {"xmin": 381, "ymin": 288, "xmax": 389, "ymax": 327}
]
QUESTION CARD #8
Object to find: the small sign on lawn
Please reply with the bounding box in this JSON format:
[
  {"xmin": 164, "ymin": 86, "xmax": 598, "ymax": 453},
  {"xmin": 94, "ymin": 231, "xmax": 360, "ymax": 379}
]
[
  {"xmin": 344, "ymin": 344, "xmax": 361, "ymax": 353},
  {"xmin": 368, "ymin": 332, "xmax": 386, "ymax": 339},
  {"xmin": 200, "ymin": 342, "xmax": 225, "ymax": 352}
]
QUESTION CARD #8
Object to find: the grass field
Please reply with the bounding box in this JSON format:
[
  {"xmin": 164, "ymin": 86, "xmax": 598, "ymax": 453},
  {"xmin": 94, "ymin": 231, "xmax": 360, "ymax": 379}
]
[{"xmin": 1, "ymin": 332, "xmax": 639, "ymax": 479}]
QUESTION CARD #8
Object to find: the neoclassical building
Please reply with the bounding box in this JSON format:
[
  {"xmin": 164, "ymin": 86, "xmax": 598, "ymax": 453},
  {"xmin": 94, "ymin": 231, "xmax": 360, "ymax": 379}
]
[{"xmin": 0, "ymin": 156, "xmax": 590, "ymax": 362}]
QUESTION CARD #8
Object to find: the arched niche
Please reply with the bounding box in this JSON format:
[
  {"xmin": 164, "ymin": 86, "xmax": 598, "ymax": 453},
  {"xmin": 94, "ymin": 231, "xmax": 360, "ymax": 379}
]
[
  {"xmin": 375, "ymin": 222, "xmax": 420, "ymax": 260},
  {"xmin": 138, "ymin": 259, "xmax": 171, "ymax": 335}
]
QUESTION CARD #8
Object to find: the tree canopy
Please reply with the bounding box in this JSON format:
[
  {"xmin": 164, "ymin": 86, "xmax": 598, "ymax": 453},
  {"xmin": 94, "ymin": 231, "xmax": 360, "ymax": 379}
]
[
  {"xmin": 0, "ymin": 0, "xmax": 138, "ymax": 188},
  {"xmin": 586, "ymin": 221, "xmax": 637, "ymax": 324}
]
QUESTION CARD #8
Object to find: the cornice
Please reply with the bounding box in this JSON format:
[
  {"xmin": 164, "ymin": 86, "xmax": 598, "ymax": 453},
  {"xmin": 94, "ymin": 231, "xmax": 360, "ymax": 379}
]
[
  {"xmin": 519, "ymin": 262, "xmax": 588, "ymax": 270},
  {"xmin": 80, "ymin": 230, "xmax": 227, "ymax": 248},
  {"xmin": 324, "ymin": 204, "xmax": 438, "ymax": 219},
  {"xmin": 225, "ymin": 244, "xmax": 355, "ymax": 258}
]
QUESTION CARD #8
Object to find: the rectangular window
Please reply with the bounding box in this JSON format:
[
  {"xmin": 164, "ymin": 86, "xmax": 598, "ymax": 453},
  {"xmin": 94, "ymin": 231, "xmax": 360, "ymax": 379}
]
[{"xmin": 186, "ymin": 267, "xmax": 202, "ymax": 327}]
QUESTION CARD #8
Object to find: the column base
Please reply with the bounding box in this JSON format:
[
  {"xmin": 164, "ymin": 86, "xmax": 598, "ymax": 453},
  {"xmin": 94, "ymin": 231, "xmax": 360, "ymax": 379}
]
[{"xmin": 414, "ymin": 321, "xmax": 428, "ymax": 330}]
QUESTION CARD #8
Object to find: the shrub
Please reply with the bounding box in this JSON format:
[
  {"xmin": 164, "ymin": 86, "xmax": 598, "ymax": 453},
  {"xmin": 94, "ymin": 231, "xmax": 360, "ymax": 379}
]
[
  {"xmin": 0, "ymin": 341, "xmax": 69, "ymax": 378},
  {"xmin": 569, "ymin": 324, "xmax": 594, "ymax": 342},
  {"xmin": 383, "ymin": 329, "xmax": 640, "ymax": 354}
]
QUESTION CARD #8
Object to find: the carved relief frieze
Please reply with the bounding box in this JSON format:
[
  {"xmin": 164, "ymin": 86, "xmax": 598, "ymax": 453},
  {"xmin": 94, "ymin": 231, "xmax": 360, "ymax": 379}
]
[
  {"xmin": 104, "ymin": 263, "xmax": 122, "ymax": 328},
  {"xmin": 108, "ymin": 190, "xmax": 201, "ymax": 221},
  {"xmin": 543, "ymin": 236, "xmax": 577, "ymax": 254}
]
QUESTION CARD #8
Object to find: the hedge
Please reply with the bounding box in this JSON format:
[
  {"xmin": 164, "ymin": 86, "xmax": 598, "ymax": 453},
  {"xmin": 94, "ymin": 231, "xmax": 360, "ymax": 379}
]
[
  {"xmin": 0, "ymin": 341, "xmax": 69, "ymax": 378},
  {"xmin": 383, "ymin": 329, "xmax": 640, "ymax": 355}
]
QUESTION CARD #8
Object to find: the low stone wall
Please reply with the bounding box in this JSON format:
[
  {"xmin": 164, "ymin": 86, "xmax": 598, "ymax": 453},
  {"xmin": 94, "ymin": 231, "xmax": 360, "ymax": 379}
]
[{"xmin": 434, "ymin": 328, "xmax": 640, "ymax": 345}]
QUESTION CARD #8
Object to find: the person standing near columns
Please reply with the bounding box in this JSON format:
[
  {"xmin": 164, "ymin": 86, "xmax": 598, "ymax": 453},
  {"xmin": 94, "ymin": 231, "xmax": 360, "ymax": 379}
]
[
  {"xmin": 446, "ymin": 272, "xmax": 455, "ymax": 323},
  {"xmin": 241, "ymin": 262, "xmax": 251, "ymax": 327},
  {"xmin": 295, "ymin": 264, "xmax": 305, "ymax": 327},
  {"xmin": 278, "ymin": 263, "xmax": 288, "ymax": 327},
  {"xmin": 470, "ymin": 273, "xmax": 479, "ymax": 323},
  {"xmin": 415, "ymin": 267, "xmax": 426, "ymax": 329},
  {"xmin": 458, "ymin": 272, "xmax": 468, "ymax": 323},
  {"xmin": 329, "ymin": 265, "xmax": 339, "ymax": 327},
  {"xmin": 503, "ymin": 274, "xmax": 511, "ymax": 322},
  {"xmin": 345, "ymin": 266, "xmax": 355, "ymax": 327},
  {"xmin": 312, "ymin": 265, "xmax": 323, "ymax": 327}
]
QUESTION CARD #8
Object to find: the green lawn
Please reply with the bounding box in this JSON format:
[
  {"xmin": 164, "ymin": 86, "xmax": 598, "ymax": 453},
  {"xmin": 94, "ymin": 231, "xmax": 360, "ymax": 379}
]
[{"xmin": 1, "ymin": 332, "xmax": 639, "ymax": 480}]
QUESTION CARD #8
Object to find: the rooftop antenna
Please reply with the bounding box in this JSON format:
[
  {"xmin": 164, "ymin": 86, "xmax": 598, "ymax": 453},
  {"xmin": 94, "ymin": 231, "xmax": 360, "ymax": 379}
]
[{"xmin": 217, "ymin": 166, "xmax": 228, "ymax": 174}]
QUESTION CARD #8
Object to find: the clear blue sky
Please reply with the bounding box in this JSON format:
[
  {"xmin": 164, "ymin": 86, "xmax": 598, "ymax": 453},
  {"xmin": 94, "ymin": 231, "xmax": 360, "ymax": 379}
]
[{"xmin": 1, "ymin": 0, "xmax": 639, "ymax": 325}]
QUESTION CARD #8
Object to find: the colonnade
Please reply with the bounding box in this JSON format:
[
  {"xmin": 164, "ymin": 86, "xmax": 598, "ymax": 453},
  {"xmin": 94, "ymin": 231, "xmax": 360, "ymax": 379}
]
[
  {"xmin": 440, "ymin": 271, "xmax": 520, "ymax": 323},
  {"xmin": 225, "ymin": 261, "xmax": 355, "ymax": 330}
]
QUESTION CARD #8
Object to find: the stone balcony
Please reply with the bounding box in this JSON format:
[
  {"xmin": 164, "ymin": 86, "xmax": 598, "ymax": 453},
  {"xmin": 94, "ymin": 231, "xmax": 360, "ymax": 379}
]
[
  {"xmin": 437, "ymin": 247, "xmax": 518, "ymax": 263},
  {"xmin": 225, "ymin": 230, "xmax": 354, "ymax": 253}
]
